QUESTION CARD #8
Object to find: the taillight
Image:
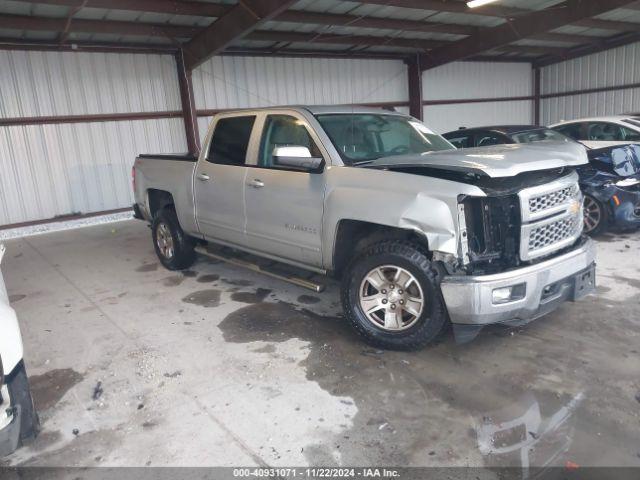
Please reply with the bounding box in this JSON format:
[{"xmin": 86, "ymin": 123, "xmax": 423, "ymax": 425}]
[{"xmin": 132, "ymin": 166, "xmax": 136, "ymax": 192}]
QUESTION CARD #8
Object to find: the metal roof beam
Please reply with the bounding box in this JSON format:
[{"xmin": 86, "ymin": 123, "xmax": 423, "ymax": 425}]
[
  {"xmin": 183, "ymin": 0, "xmax": 296, "ymax": 69},
  {"xmin": 572, "ymin": 17, "xmax": 640, "ymax": 31},
  {"xmin": 276, "ymin": 10, "xmax": 478, "ymax": 36},
  {"xmin": 246, "ymin": 31, "xmax": 442, "ymax": 51},
  {"xmin": 357, "ymin": 0, "xmax": 527, "ymax": 18},
  {"xmin": 0, "ymin": 14, "xmax": 442, "ymax": 53},
  {"xmin": 0, "ymin": 37, "xmax": 177, "ymax": 53},
  {"xmin": 419, "ymin": 0, "xmax": 638, "ymax": 70},
  {"xmin": 7, "ymin": 0, "xmax": 228, "ymax": 17},
  {"xmin": 9, "ymin": 0, "xmax": 636, "ymax": 49},
  {"xmin": 0, "ymin": 14, "xmax": 199, "ymax": 38},
  {"xmin": 533, "ymin": 30, "xmax": 640, "ymax": 67}
]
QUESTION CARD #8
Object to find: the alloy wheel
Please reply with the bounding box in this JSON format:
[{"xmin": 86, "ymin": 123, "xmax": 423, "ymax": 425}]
[
  {"xmin": 583, "ymin": 196, "xmax": 601, "ymax": 234},
  {"xmin": 156, "ymin": 222, "xmax": 175, "ymax": 259},
  {"xmin": 358, "ymin": 265, "xmax": 425, "ymax": 331}
]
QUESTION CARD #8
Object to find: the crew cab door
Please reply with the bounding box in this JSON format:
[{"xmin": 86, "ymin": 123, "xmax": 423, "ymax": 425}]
[
  {"xmin": 194, "ymin": 114, "xmax": 258, "ymax": 246},
  {"xmin": 244, "ymin": 112, "xmax": 327, "ymax": 267}
]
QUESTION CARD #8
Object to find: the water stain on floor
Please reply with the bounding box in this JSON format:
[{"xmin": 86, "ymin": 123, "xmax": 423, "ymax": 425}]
[
  {"xmin": 297, "ymin": 294, "xmax": 321, "ymax": 305},
  {"xmin": 222, "ymin": 278, "xmax": 253, "ymax": 287},
  {"xmin": 135, "ymin": 263, "xmax": 158, "ymax": 273},
  {"xmin": 17, "ymin": 429, "xmax": 120, "ymax": 467},
  {"xmin": 29, "ymin": 369, "xmax": 84, "ymax": 411},
  {"xmin": 230, "ymin": 288, "xmax": 272, "ymax": 304},
  {"xmin": 182, "ymin": 289, "xmax": 221, "ymax": 308},
  {"xmin": 163, "ymin": 275, "xmax": 185, "ymax": 287},
  {"xmin": 218, "ymin": 295, "xmax": 640, "ymax": 468},
  {"xmin": 611, "ymin": 274, "xmax": 640, "ymax": 291},
  {"xmin": 9, "ymin": 294, "xmax": 26, "ymax": 303},
  {"xmin": 30, "ymin": 430, "xmax": 63, "ymax": 452},
  {"xmin": 197, "ymin": 274, "xmax": 220, "ymax": 283},
  {"xmin": 182, "ymin": 270, "xmax": 198, "ymax": 278}
]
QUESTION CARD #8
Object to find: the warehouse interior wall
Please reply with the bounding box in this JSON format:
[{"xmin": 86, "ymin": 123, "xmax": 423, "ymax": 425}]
[
  {"xmin": 540, "ymin": 41, "xmax": 640, "ymax": 125},
  {"xmin": 421, "ymin": 61, "xmax": 534, "ymax": 134},
  {"xmin": 192, "ymin": 56, "xmax": 410, "ymax": 143},
  {"xmin": 7, "ymin": 47, "xmax": 632, "ymax": 228},
  {"xmin": 0, "ymin": 50, "xmax": 187, "ymax": 227}
]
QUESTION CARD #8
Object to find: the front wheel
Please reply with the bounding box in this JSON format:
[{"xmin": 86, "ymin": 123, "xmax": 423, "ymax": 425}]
[
  {"xmin": 583, "ymin": 194, "xmax": 608, "ymax": 236},
  {"xmin": 341, "ymin": 240, "xmax": 447, "ymax": 350},
  {"xmin": 151, "ymin": 207, "xmax": 196, "ymax": 270}
]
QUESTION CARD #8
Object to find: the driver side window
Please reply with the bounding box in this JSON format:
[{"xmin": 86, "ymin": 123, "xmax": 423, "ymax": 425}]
[{"xmin": 258, "ymin": 115, "xmax": 321, "ymax": 168}]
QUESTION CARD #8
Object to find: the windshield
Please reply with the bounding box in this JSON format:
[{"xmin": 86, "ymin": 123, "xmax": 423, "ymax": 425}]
[
  {"xmin": 509, "ymin": 128, "xmax": 571, "ymax": 144},
  {"xmin": 315, "ymin": 114, "xmax": 454, "ymax": 165}
]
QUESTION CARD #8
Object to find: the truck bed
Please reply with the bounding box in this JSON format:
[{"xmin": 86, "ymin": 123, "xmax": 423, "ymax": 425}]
[
  {"xmin": 133, "ymin": 153, "xmax": 199, "ymax": 235},
  {"xmin": 137, "ymin": 153, "xmax": 198, "ymax": 162}
]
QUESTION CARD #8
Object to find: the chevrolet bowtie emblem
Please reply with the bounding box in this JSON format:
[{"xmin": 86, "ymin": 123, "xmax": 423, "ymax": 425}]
[{"xmin": 569, "ymin": 199, "xmax": 581, "ymax": 215}]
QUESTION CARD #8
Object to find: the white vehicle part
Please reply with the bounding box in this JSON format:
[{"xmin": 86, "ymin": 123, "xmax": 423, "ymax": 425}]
[{"xmin": 0, "ymin": 244, "xmax": 25, "ymax": 377}]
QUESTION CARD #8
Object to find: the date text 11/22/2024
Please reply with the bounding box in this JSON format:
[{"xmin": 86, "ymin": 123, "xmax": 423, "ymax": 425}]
[{"xmin": 233, "ymin": 468, "xmax": 400, "ymax": 478}]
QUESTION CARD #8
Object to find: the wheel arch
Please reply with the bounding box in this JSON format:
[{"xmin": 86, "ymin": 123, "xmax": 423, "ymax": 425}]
[
  {"xmin": 332, "ymin": 219, "xmax": 430, "ymax": 278},
  {"xmin": 147, "ymin": 189, "xmax": 176, "ymax": 219}
]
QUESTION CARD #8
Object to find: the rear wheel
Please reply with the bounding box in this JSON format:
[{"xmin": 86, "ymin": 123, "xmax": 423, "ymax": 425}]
[
  {"xmin": 583, "ymin": 194, "xmax": 608, "ymax": 236},
  {"xmin": 341, "ymin": 240, "xmax": 447, "ymax": 350},
  {"xmin": 151, "ymin": 207, "xmax": 196, "ymax": 270}
]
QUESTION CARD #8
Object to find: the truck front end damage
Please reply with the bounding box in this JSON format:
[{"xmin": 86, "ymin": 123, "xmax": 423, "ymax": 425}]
[
  {"xmin": 363, "ymin": 143, "xmax": 596, "ymax": 341},
  {"xmin": 441, "ymin": 170, "xmax": 595, "ymax": 341}
]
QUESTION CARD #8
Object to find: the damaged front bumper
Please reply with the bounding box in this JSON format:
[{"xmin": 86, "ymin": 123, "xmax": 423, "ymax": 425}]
[{"xmin": 440, "ymin": 237, "xmax": 596, "ymax": 333}]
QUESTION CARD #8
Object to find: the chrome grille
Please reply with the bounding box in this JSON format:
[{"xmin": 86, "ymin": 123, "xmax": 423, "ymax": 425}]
[
  {"xmin": 528, "ymin": 216, "xmax": 581, "ymax": 252},
  {"xmin": 529, "ymin": 185, "xmax": 578, "ymax": 214},
  {"xmin": 519, "ymin": 172, "xmax": 583, "ymax": 261}
]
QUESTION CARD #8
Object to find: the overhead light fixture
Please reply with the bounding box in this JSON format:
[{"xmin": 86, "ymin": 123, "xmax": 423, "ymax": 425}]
[{"xmin": 467, "ymin": 0, "xmax": 500, "ymax": 8}]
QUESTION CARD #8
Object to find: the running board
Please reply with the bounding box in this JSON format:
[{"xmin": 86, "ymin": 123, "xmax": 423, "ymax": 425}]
[{"xmin": 195, "ymin": 245, "xmax": 326, "ymax": 293}]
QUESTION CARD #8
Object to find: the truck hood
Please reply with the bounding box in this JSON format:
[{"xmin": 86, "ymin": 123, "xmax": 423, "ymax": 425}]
[{"xmin": 362, "ymin": 142, "xmax": 588, "ymax": 178}]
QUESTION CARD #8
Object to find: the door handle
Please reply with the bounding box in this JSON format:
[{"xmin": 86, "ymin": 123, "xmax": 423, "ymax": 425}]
[
  {"xmin": 247, "ymin": 179, "xmax": 264, "ymax": 188},
  {"xmin": 197, "ymin": 173, "xmax": 210, "ymax": 181}
]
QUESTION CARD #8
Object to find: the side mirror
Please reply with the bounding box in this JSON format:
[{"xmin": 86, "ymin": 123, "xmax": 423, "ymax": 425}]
[{"xmin": 273, "ymin": 146, "xmax": 324, "ymax": 172}]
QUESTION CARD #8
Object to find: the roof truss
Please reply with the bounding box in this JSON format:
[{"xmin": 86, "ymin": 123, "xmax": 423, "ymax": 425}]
[{"xmin": 1, "ymin": 0, "xmax": 639, "ymax": 67}]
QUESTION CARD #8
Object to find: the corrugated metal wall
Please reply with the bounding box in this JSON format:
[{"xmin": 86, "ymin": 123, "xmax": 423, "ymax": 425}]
[
  {"xmin": 422, "ymin": 62, "xmax": 534, "ymax": 133},
  {"xmin": 0, "ymin": 50, "xmax": 543, "ymax": 227},
  {"xmin": 540, "ymin": 42, "xmax": 640, "ymax": 125},
  {"xmin": 192, "ymin": 56, "xmax": 409, "ymax": 141},
  {"xmin": 0, "ymin": 50, "xmax": 182, "ymax": 117},
  {"xmin": 0, "ymin": 50, "xmax": 186, "ymax": 226}
]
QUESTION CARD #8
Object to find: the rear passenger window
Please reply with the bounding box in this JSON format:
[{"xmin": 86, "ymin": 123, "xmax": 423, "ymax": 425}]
[
  {"xmin": 553, "ymin": 123, "xmax": 582, "ymax": 140},
  {"xmin": 208, "ymin": 116, "xmax": 256, "ymax": 166}
]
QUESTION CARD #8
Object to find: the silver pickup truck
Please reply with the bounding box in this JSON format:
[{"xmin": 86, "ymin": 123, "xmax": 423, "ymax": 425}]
[{"xmin": 133, "ymin": 106, "xmax": 596, "ymax": 349}]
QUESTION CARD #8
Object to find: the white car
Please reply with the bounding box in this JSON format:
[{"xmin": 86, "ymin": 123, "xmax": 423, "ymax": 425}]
[
  {"xmin": 550, "ymin": 115, "xmax": 640, "ymax": 149},
  {"xmin": 0, "ymin": 244, "xmax": 38, "ymax": 457}
]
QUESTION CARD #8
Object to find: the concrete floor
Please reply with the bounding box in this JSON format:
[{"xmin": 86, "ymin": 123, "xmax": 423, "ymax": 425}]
[{"xmin": 1, "ymin": 219, "xmax": 639, "ymax": 469}]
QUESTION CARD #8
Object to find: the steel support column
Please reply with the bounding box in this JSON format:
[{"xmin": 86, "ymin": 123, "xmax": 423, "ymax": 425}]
[
  {"xmin": 533, "ymin": 67, "xmax": 541, "ymax": 125},
  {"xmin": 176, "ymin": 50, "xmax": 200, "ymax": 155},
  {"xmin": 407, "ymin": 56, "xmax": 423, "ymax": 120}
]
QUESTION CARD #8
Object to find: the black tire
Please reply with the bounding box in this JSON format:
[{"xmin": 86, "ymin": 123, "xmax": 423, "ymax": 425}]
[
  {"xmin": 583, "ymin": 194, "xmax": 609, "ymax": 236},
  {"xmin": 151, "ymin": 207, "xmax": 196, "ymax": 270},
  {"xmin": 341, "ymin": 240, "xmax": 448, "ymax": 351},
  {"xmin": 7, "ymin": 361, "xmax": 40, "ymax": 445}
]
